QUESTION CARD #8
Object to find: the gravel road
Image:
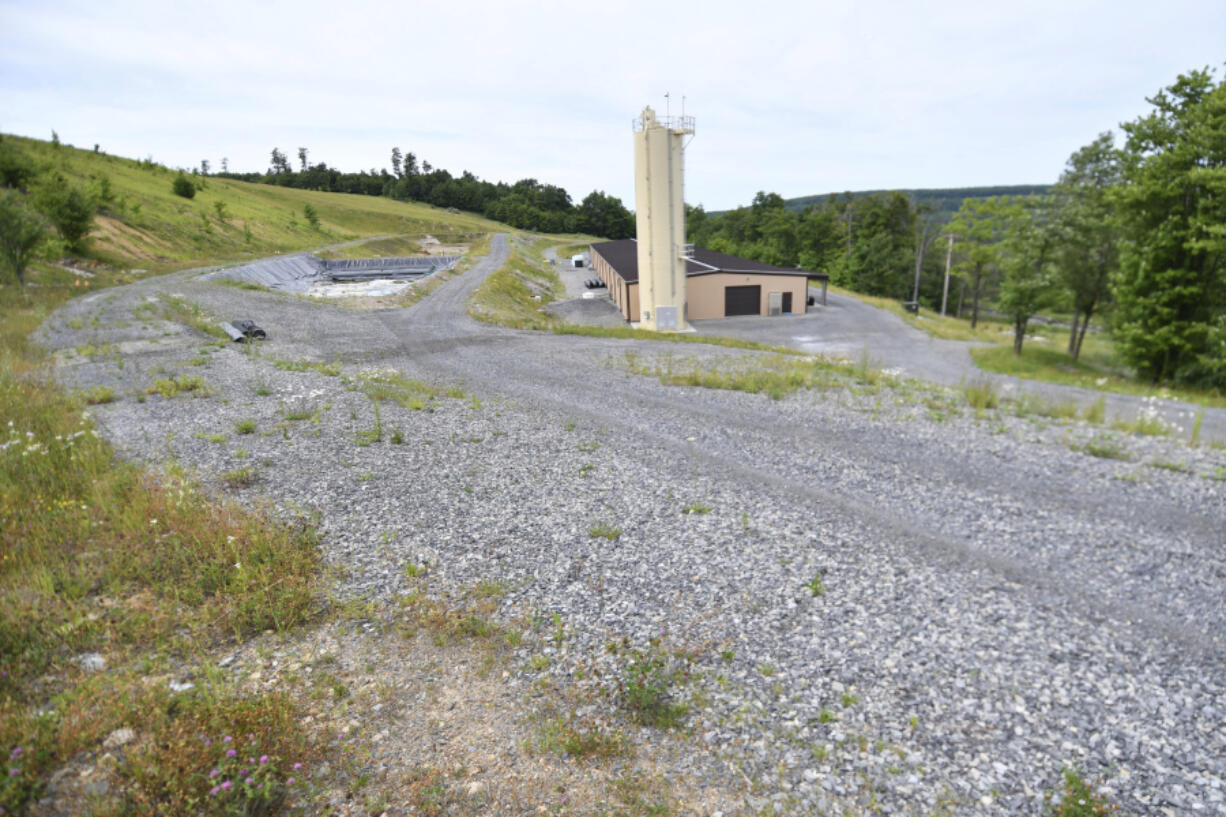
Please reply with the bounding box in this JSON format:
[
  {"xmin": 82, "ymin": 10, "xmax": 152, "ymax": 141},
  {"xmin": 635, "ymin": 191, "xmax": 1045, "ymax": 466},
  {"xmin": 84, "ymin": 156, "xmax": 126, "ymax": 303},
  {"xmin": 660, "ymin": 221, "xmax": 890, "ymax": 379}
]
[{"xmin": 37, "ymin": 234, "xmax": 1226, "ymax": 815}]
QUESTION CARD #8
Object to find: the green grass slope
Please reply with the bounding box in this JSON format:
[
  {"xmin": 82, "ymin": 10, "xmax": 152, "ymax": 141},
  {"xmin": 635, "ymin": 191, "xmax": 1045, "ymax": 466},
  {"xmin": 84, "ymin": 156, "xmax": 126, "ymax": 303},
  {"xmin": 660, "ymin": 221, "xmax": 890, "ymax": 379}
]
[{"xmin": 3, "ymin": 134, "xmax": 507, "ymax": 276}]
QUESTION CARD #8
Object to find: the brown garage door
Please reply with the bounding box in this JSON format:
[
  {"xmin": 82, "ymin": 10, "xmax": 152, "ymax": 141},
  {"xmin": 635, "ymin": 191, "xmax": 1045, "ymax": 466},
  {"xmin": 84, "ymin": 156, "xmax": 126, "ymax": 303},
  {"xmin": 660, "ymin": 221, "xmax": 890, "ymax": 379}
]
[{"xmin": 724, "ymin": 285, "xmax": 760, "ymax": 316}]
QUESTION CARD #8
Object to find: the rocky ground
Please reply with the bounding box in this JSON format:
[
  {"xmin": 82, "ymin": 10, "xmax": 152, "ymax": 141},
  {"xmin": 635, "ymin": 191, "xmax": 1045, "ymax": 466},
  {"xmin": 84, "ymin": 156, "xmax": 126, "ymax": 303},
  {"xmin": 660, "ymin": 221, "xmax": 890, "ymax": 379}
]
[{"xmin": 36, "ymin": 234, "xmax": 1226, "ymax": 815}]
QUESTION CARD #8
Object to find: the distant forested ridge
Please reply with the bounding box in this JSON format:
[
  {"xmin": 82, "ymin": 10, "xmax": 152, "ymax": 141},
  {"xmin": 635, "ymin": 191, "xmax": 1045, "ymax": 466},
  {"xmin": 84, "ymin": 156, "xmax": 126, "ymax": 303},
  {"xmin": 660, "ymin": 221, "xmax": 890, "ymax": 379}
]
[
  {"xmin": 784, "ymin": 184, "xmax": 1051, "ymax": 218},
  {"xmin": 711, "ymin": 184, "xmax": 1051, "ymax": 219},
  {"xmin": 215, "ymin": 147, "xmax": 634, "ymax": 239}
]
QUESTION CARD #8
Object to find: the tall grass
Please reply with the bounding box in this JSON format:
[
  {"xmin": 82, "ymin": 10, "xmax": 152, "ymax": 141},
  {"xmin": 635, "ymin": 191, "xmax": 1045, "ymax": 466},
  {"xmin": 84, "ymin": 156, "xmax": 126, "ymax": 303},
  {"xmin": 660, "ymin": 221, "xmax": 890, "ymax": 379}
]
[
  {"xmin": 0, "ymin": 279, "xmax": 323, "ymax": 814},
  {"xmin": 468, "ymin": 238, "xmax": 564, "ymax": 329}
]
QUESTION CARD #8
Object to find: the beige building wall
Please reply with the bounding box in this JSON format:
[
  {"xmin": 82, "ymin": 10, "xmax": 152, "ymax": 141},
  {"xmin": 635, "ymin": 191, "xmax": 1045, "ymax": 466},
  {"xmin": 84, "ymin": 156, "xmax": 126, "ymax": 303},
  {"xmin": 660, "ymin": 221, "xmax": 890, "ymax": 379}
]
[{"xmin": 687, "ymin": 273, "xmax": 809, "ymax": 319}]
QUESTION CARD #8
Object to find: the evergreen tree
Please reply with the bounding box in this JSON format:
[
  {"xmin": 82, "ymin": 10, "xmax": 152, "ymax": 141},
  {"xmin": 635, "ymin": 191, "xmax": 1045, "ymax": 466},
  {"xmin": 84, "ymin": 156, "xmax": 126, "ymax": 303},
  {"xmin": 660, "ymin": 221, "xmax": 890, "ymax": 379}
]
[
  {"xmin": 947, "ymin": 197, "xmax": 1008, "ymax": 328},
  {"xmin": 1111, "ymin": 69, "xmax": 1226, "ymax": 386}
]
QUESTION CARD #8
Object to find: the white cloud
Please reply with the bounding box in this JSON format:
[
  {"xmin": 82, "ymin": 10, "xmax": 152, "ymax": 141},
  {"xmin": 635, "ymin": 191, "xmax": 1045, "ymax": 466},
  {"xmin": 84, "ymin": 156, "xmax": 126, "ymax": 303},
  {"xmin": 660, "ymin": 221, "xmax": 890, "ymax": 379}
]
[{"xmin": 2, "ymin": 0, "xmax": 1223, "ymax": 209}]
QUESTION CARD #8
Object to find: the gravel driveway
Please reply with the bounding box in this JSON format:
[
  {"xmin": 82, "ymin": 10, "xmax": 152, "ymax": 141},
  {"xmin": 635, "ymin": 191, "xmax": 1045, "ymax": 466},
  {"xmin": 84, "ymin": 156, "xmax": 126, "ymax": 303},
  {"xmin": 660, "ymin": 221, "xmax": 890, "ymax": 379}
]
[{"xmin": 37, "ymin": 234, "xmax": 1226, "ymax": 815}]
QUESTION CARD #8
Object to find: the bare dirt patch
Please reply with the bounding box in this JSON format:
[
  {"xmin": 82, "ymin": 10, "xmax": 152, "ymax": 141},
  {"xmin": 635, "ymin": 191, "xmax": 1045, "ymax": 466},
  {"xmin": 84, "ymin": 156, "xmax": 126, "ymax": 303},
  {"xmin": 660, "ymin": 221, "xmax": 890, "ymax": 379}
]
[{"xmin": 93, "ymin": 216, "xmax": 174, "ymax": 263}]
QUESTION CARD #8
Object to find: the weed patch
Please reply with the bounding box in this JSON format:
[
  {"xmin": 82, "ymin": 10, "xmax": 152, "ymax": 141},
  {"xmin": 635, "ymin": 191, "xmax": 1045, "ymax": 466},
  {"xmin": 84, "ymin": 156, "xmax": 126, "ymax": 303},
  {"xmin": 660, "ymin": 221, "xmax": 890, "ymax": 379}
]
[
  {"xmin": 78, "ymin": 385, "xmax": 116, "ymax": 404},
  {"xmin": 147, "ymin": 374, "xmax": 208, "ymax": 398},
  {"xmin": 607, "ymin": 637, "xmax": 691, "ymax": 729},
  {"xmin": 272, "ymin": 358, "xmax": 341, "ymax": 377},
  {"xmin": 1074, "ymin": 434, "xmax": 1131, "ymax": 461},
  {"xmin": 1043, "ymin": 768, "xmax": 1121, "ymax": 816},
  {"xmin": 589, "ymin": 520, "xmax": 621, "ymax": 540}
]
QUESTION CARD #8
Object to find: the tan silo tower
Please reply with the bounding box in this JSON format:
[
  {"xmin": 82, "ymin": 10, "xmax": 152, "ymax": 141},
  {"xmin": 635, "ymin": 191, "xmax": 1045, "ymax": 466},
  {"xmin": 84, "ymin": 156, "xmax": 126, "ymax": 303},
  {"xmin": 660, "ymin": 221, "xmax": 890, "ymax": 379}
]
[{"xmin": 634, "ymin": 105, "xmax": 695, "ymax": 331}]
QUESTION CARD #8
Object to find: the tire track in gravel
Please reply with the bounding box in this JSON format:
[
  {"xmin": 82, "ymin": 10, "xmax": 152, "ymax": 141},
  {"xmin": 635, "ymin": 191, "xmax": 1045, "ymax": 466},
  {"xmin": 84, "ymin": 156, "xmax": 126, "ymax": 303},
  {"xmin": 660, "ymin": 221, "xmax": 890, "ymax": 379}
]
[{"xmin": 363, "ymin": 235, "xmax": 1224, "ymax": 659}]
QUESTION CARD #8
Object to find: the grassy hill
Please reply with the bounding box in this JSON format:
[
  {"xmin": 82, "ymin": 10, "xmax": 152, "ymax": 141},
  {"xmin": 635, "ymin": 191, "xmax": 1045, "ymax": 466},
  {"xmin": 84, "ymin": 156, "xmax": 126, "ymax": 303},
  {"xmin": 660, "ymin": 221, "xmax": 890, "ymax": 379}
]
[
  {"xmin": 782, "ymin": 184, "xmax": 1052, "ymax": 219},
  {"xmin": 2, "ymin": 134, "xmax": 507, "ymax": 278}
]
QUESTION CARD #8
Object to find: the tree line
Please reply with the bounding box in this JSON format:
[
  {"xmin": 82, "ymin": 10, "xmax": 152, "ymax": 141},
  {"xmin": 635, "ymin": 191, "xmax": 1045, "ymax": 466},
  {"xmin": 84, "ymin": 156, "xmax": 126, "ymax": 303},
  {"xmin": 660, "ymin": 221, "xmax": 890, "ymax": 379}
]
[
  {"xmin": 687, "ymin": 67, "xmax": 1226, "ymax": 391},
  {"xmin": 214, "ymin": 147, "xmax": 635, "ymax": 240}
]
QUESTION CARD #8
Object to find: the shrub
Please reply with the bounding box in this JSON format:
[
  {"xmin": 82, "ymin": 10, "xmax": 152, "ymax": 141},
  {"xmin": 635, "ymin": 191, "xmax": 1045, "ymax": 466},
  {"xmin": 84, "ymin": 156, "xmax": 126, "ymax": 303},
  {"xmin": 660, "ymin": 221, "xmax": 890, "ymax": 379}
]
[
  {"xmin": 32, "ymin": 178, "xmax": 96, "ymax": 251},
  {"xmin": 1044, "ymin": 768, "xmax": 1120, "ymax": 816},
  {"xmin": 172, "ymin": 172, "xmax": 196, "ymax": 199},
  {"xmin": 0, "ymin": 141, "xmax": 38, "ymax": 189},
  {"xmin": 612, "ymin": 637, "xmax": 690, "ymax": 728},
  {"xmin": 302, "ymin": 203, "xmax": 319, "ymax": 229},
  {"xmin": 963, "ymin": 379, "xmax": 999, "ymax": 414}
]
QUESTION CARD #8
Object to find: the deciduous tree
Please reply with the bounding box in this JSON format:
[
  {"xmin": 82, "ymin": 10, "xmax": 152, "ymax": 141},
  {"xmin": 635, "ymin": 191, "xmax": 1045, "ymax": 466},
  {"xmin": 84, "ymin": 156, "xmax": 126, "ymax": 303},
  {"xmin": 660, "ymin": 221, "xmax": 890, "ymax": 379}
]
[
  {"xmin": 1051, "ymin": 133, "xmax": 1120, "ymax": 359},
  {"xmin": 0, "ymin": 189, "xmax": 47, "ymax": 284},
  {"xmin": 998, "ymin": 198, "xmax": 1058, "ymax": 354}
]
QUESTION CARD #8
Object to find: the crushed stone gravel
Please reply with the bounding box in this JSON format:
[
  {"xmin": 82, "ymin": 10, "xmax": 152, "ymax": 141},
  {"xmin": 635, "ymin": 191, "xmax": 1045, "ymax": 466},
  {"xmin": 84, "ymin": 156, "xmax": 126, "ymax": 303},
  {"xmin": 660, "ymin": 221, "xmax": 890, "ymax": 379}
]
[{"xmin": 35, "ymin": 234, "xmax": 1226, "ymax": 816}]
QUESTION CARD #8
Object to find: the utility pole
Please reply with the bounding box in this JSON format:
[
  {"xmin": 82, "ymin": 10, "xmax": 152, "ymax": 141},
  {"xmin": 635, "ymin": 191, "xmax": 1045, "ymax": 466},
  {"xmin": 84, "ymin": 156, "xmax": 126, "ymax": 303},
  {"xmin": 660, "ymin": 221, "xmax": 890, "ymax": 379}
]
[
  {"xmin": 912, "ymin": 216, "xmax": 934, "ymax": 305},
  {"xmin": 940, "ymin": 233, "xmax": 954, "ymax": 317}
]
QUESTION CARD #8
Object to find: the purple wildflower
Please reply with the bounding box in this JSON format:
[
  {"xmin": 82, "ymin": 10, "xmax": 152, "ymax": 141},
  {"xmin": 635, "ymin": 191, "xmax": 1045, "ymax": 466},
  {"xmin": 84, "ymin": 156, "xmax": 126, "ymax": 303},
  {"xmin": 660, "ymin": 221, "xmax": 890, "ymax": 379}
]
[
  {"xmin": 210, "ymin": 769, "xmax": 220, "ymax": 779},
  {"xmin": 210, "ymin": 786, "xmax": 220, "ymax": 796},
  {"xmin": 223, "ymin": 736, "xmax": 233, "ymax": 743},
  {"xmin": 293, "ymin": 762, "xmax": 303, "ymax": 770},
  {"xmin": 244, "ymin": 776, "xmax": 252, "ymax": 785},
  {"xmin": 286, "ymin": 777, "xmax": 296, "ymax": 785},
  {"xmin": 9, "ymin": 747, "xmax": 20, "ymax": 759},
  {"xmin": 8, "ymin": 768, "xmax": 18, "ymax": 777},
  {"xmin": 221, "ymin": 780, "xmax": 232, "ymax": 791},
  {"xmin": 226, "ymin": 748, "xmax": 237, "ymax": 758},
  {"xmin": 259, "ymin": 755, "xmax": 269, "ymax": 764}
]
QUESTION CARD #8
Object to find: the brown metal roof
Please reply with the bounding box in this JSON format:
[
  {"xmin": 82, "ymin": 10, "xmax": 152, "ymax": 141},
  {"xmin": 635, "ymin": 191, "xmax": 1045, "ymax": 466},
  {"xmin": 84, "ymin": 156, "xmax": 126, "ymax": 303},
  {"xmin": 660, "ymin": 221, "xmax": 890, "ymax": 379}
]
[{"xmin": 589, "ymin": 238, "xmax": 827, "ymax": 284}]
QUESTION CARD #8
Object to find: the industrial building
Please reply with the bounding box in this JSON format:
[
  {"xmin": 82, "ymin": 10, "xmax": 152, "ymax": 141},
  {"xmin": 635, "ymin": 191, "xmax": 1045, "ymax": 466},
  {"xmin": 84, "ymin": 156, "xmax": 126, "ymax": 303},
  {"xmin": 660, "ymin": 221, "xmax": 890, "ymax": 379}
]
[
  {"xmin": 620, "ymin": 104, "xmax": 826, "ymax": 326},
  {"xmin": 590, "ymin": 238, "xmax": 826, "ymax": 322}
]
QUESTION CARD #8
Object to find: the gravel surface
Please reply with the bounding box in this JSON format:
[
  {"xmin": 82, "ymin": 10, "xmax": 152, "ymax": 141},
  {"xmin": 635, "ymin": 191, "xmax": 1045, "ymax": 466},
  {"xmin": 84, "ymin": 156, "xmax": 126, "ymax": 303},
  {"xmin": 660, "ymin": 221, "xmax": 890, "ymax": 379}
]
[{"xmin": 37, "ymin": 234, "xmax": 1226, "ymax": 816}]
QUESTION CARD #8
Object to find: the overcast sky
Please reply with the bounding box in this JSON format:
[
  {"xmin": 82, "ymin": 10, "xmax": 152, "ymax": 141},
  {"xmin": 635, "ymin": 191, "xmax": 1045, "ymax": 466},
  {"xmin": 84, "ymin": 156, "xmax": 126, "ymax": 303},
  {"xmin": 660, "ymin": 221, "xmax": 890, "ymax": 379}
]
[{"xmin": 2, "ymin": 0, "xmax": 1223, "ymax": 211}]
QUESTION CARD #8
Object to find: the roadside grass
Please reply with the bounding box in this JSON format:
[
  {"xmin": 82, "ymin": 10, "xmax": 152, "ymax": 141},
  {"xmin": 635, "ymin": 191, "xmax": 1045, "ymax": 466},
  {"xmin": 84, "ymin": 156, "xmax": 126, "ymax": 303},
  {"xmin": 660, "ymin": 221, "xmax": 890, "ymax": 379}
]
[
  {"xmin": 468, "ymin": 236, "xmax": 564, "ymax": 329},
  {"xmin": 972, "ymin": 344, "xmax": 1226, "ymax": 410},
  {"xmin": 622, "ymin": 350, "xmax": 862, "ymax": 400},
  {"xmin": 825, "ymin": 284, "xmax": 1009, "ymax": 345},
  {"xmin": 0, "ymin": 279, "xmax": 323, "ymax": 815},
  {"xmin": 553, "ymin": 323, "xmax": 806, "ymax": 356},
  {"xmin": 825, "ymin": 283, "xmax": 1225, "ymax": 411}
]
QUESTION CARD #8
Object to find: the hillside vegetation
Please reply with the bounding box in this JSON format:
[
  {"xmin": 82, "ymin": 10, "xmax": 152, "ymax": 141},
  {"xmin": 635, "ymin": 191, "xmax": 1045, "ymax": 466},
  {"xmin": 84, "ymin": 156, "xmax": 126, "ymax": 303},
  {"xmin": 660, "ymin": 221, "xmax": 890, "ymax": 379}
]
[{"xmin": 0, "ymin": 134, "xmax": 505, "ymax": 277}]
